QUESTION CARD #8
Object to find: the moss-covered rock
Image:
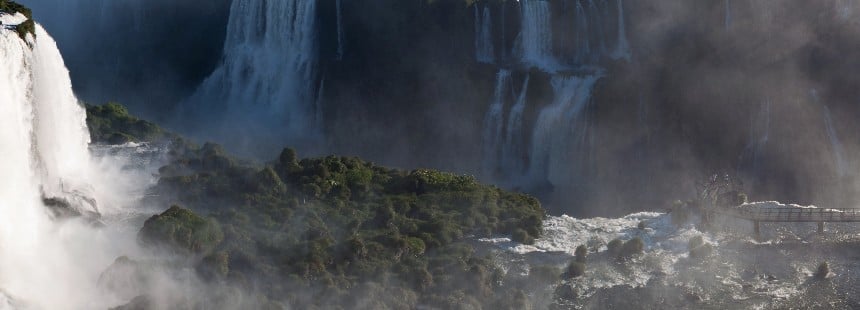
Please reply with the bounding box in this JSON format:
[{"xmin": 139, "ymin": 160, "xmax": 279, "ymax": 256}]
[
  {"xmin": 575, "ymin": 245, "xmax": 588, "ymax": 263},
  {"xmin": 619, "ymin": 238, "xmax": 645, "ymax": 258},
  {"xmin": 814, "ymin": 262, "xmax": 830, "ymax": 280},
  {"xmin": 138, "ymin": 205, "xmax": 224, "ymax": 255},
  {"xmin": 564, "ymin": 261, "xmax": 586, "ymax": 279},
  {"xmin": 86, "ymin": 102, "xmax": 174, "ymax": 144}
]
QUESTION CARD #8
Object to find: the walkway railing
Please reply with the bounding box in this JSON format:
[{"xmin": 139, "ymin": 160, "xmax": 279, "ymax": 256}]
[{"xmin": 711, "ymin": 207, "xmax": 860, "ymax": 235}]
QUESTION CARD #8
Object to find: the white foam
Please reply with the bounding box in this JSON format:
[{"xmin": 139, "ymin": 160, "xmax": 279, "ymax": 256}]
[{"xmin": 0, "ymin": 13, "xmax": 27, "ymax": 26}]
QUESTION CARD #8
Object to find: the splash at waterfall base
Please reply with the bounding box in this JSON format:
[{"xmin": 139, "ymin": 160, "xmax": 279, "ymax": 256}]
[{"xmin": 0, "ymin": 9, "xmax": 162, "ymax": 308}]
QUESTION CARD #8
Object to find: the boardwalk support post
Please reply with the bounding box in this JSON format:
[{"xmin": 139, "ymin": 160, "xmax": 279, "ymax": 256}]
[
  {"xmin": 753, "ymin": 220, "xmax": 760, "ymax": 237},
  {"xmin": 818, "ymin": 222, "xmax": 825, "ymax": 234}
]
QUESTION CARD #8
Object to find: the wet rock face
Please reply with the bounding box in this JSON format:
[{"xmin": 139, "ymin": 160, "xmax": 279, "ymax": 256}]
[{"xmin": 41, "ymin": 181, "xmax": 101, "ymax": 222}]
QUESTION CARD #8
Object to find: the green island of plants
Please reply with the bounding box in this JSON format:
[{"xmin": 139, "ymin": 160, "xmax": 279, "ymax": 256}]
[{"xmin": 89, "ymin": 102, "xmax": 545, "ymax": 309}]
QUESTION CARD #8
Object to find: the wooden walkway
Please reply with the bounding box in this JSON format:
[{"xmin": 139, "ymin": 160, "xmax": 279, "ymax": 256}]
[{"xmin": 711, "ymin": 207, "xmax": 860, "ymax": 235}]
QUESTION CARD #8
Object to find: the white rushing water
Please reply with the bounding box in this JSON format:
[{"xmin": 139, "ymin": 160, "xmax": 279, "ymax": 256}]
[
  {"xmin": 474, "ymin": 4, "xmax": 495, "ymax": 63},
  {"xmin": 739, "ymin": 100, "xmax": 771, "ymax": 174},
  {"xmin": 482, "ymin": 69, "xmax": 512, "ymax": 177},
  {"xmin": 183, "ymin": 0, "xmax": 321, "ymax": 147},
  {"xmin": 481, "ymin": 202, "xmax": 856, "ymax": 308},
  {"xmin": 811, "ymin": 90, "xmax": 847, "ymax": 177},
  {"xmin": 519, "ymin": 0, "xmax": 555, "ymax": 70},
  {"xmin": 821, "ymin": 104, "xmax": 847, "ymax": 177},
  {"xmin": 501, "ymin": 74, "xmax": 531, "ymax": 178},
  {"xmin": 725, "ymin": 0, "xmax": 733, "ymax": 30},
  {"xmin": 0, "ymin": 14, "xmax": 160, "ymax": 309},
  {"xmin": 529, "ymin": 74, "xmax": 601, "ymax": 190},
  {"xmin": 610, "ymin": 0, "xmax": 631, "ymax": 61}
]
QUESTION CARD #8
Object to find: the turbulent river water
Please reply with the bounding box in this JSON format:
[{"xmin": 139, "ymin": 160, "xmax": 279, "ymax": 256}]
[{"xmin": 480, "ymin": 211, "xmax": 860, "ymax": 309}]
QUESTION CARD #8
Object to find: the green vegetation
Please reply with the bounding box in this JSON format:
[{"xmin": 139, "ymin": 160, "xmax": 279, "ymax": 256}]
[
  {"xmin": 687, "ymin": 236, "xmax": 714, "ymax": 260},
  {"xmin": 86, "ymin": 102, "xmax": 175, "ymax": 144},
  {"xmin": 814, "ymin": 262, "xmax": 830, "ymax": 280},
  {"xmin": 607, "ymin": 238, "xmax": 624, "ymax": 257},
  {"xmin": 575, "ymin": 245, "xmax": 587, "ymax": 263},
  {"xmin": 0, "ymin": 0, "xmax": 35, "ymax": 40},
  {"xmin": 564, "ymin": 261, "xmax": 586, "ymax": 279},
  {"xmin": 619, "ymin": 238, "xmax": 644, "ymax": 259},
  {"xmin": 688, "ymin": 236, "xmax": 705, "ymax": 250},
  {"xmin": 529, "ymin": 265, "xmax": 561, "ymax": 283},
  {"xmin": 88, "ymin": 103, "xmax": 545, "ymax": 308},
  {"xmin": 139, "ymin": 205, "xmax": 224, "ymax": 255}
]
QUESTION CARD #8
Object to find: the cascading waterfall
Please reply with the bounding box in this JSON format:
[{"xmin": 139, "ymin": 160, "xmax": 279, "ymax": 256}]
[
  {"xmin": 586, "ymin": 0, "xmax": 608, "ymax": 61},
  {"xmin": 482, "ymin": 69, "xmax": 512, "ymax": 176},
  {"xmin": 821, "ymin": 104, "xmax": 847, "ymax": 177},
  {"xmin": 0, "ymin": 13, "xmax": 114, "ymax": 308},
  {"xmin": 183, "ymin": 0, "xmax": 321, "ymax": 148},
  {"xmin": 725, "ymin": 0, "xmax": 732, "ymax": 30},
  {"xmin": 810, "ymin": 90, "xmax": 847, "ymax": 177},
  {"xmin": 501, "ymin": 74, "xmax": 531, "ymax": 178},
  {"xmin": 31, "ymin": 21, "xmax": 98, "ymax": 215},
  {"xmin": 574, "ymin": 1, "xmax": 591, "ymax": 63},
  {"xmin": 837, "ymin": 0, "xmax": 854, "ymax": 20},
  {"xmin": 739, "ymin": 100, "xmax": 771, "ymax": 175},
  {"xmin": 475, "ymin": 4, "xmax": 495, "ymax": 64},
  {"xmin": 519, "ymin": 0, "xmax": 555, "ymax": 70},
  {"xmin": 528, "ymin": 74, "xmax": 601, "ymax": 189},
  {"xmin": 610, "ymin": 0, "xmax": 631, "ymax": 61}
]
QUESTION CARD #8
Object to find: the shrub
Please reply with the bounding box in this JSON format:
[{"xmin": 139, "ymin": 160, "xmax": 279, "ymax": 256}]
[
  {"xmin": 688, "ymin": 236, "xmax": 714, "ymax": 260},
  {"xmin": 564, "ymin": 261, "xmax": 586, "ymax": 279},
  {"xmin": 619, "ymin": 238, "xmax": 644, "ymax": 258},
  {"xmin": 553, "ymin": 283, "xmax": 578, "ymax": 301},
  {"xmin": 511, "ymin": 228, "xmax": 534, "ymax": 245},
  {"xmin": 814, "ymin": 262, "xmax": 830, "ymax": 280},
  {"xmin": 607, "ymin": 239, "xmax": 624, "ymax": 256},
  {"xmin": 688, "ymin": 236, "xmax": 705, "ymax": 251},
  {"xmin": 689, "ymin": 243, "xmax": 713, "ymax": 260},
  {"xmin": 138, "ymin": 205, "xmax": 224, "ymax": 255},
  {"xmin": 574, "ymin": 245, "xmax": 587, "ymax": 263},
  {"xmin": 529, "ymin": 265, "xmax": 560, "ymax": 282}
]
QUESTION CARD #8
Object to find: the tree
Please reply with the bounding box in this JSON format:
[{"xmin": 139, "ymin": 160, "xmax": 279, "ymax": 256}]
[{"xmin": 574, "ymin": 245, "xmax": 587, "ymax": 263}]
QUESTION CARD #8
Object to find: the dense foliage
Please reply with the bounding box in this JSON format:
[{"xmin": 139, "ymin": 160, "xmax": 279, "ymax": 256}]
[
  {"xmin": 0, "ymin": 0, "xmax": 34, "ymax": 39},
  {"xmin": 90, "ymin": 103, "xmax": 545, "ymax": 309},
  {"xmin": 86, "ymin": 102, "xmax": 174, "ymax": 144},
  {"xmin": 139, "ymin": 205, "xmax": 224, "ymax": 255}
]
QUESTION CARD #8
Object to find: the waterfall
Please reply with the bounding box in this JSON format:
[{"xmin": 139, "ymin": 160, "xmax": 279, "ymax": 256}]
[
  {"xmin": 528, "ymin": 74, "xmax": 601, "ymax": 189},
  {"xmin": 739, "ymin": 100, "xmax": 770, "ymax": 175},
  {"xmin": 821, "ymin": 105, "xmax": 847, "ymax": 177},
  {"xmin": 574, "ymin": 1, "xmax": 591, "ymax": 63},
  {"xmin": 519, "ymin": 0, "xmax": 555, "ymax": 70},
  {"xmin": 183, "ymin": 0, "xmax": 321, "ymax": 150},
  {"xmin": 0, "ymin": 15, "xmax": 107, "ymax": 307},
  {"xmin": 32, "ymin": 21, "xmax": 98, "ymax": 215},
  {"xmin": 482, "ymin": 69, "xmax": 512, "ymax": 177},
  {"xmin": 837, "ymin": 0, "xmax": 854, "ymax": 20},
  {"xmin": 501, "ymin": 74, "xmax": 530, "ymax": 178},
  {"xmin": 610, "ymin": 0, "xmax": 631, "ymax": 61},
  {"xmin": 475, "ymin": 4, "xmax": 495, "ymax": 64},
  {"xmin": 725, "ymin": 0, "xmax": 732, "ymax": 30},
  {"xmin": 500, "ymin": 3, "xmax": 507, "ymax": 60},
  {"xmin": 336, "ymin": 0, "xmax": 344, "ymax": 60},
  {"xmin": 586, "ymin": 0, "xmax": 608, "ymax": 61},
  {"xmin": 809, "ymin": 90, "xmax": 846, "ymax": 177}
]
